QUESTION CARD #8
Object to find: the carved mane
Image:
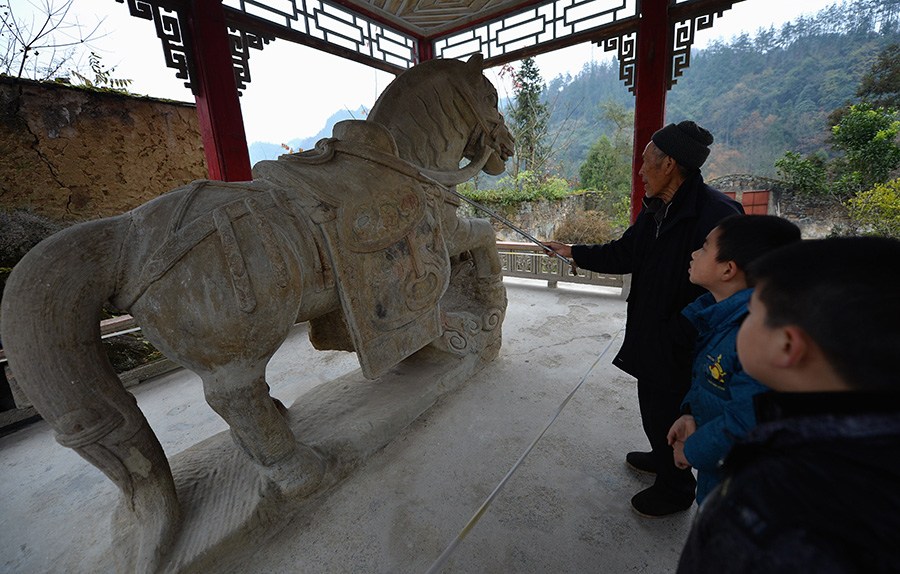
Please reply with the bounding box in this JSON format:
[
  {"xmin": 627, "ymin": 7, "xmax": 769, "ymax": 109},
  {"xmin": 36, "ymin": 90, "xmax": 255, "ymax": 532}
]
[{"xmin": 369, "ymin": 57, "xmax": 483, "ymax": 171}]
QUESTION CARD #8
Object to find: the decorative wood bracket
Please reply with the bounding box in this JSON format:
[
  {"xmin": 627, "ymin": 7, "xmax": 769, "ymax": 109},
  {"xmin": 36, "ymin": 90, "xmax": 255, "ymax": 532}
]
[
  {"xmin": 599, "ymin": 32, "xmax": 638, "ymax": 94},
  {"xmin": 116, "ymin": 0, "xmax": 273, "ymax": 95},
  {"xmin": 596, "ymin": 1, "xmax": 737, "ymax": 93},
  {"xmin": 116, "ymin": 0, "xmax": 195, "ymax": 91},
  {"xmin": 229, "ymin": 28, "xmax": 275, "ymax": 93},
  {"xmin": 670, "ymin": 9, "xmax": 727, "ymax": 87}
]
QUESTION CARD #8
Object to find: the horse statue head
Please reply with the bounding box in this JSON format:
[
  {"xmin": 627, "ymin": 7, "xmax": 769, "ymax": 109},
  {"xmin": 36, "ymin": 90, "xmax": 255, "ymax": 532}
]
[{"xmin": 368, "ymin": 53, "xmax": 514, "ymax": 186}]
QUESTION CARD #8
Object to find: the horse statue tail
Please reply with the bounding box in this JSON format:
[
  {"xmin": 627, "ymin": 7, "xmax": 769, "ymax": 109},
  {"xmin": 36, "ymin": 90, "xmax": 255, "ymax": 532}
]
[{"xmin": 0, "ymin": 214, "xmax": 179, "ymax": 572}]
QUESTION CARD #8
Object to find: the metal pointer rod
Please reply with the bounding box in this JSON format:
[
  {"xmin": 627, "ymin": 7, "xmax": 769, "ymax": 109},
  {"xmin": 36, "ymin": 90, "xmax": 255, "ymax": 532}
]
[{"xmin": 446, "ymin": 187, "xmax": 577, "ymax": 274}]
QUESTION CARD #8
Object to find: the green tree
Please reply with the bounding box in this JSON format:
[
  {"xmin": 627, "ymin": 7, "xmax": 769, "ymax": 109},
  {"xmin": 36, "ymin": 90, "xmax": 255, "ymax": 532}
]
[
  {"xmin": 580, "ymin": 135, "xmax": 622, "ymax": 190},
  {"xmin": 578, "ymin": 102, "xmax": 632, "ymax": 192},
  {"xmin": 855, "ymin": 43, "xmax": 900, "ymax": 109},
  {"xmin": 830, "ymin": 103, "xmax": 900, "ymax": 195},
  {"xmin": 577, "ymin": 102, "xmax": 632, "ymax": 225},
  {"xmin": 775, "ymin": 150, "xmax": 829, "ymax": 196},
  {"xmin": 776, "ymin": 104, "xmax": 899, "ymax": 199},
  {"xmin": 509, "ymin": 57, "xmax": 550, "ymax": 177}
]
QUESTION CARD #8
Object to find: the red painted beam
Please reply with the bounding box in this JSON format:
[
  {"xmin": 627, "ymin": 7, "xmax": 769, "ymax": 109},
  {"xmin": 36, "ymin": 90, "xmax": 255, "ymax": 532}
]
[
  {"xmin": 187, "ymin": 0, "xmax": 252, "ymax": 182},
  {"xmin": 630, "ymin": 0, "xmax": 669, "ymax": 223}
]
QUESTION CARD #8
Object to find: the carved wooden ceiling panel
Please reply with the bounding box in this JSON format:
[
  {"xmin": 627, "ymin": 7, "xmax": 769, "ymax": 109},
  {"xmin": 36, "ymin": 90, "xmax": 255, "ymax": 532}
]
[{"xmin": 343, "ymin": 0, "xmax": 539, "ymax": 36}]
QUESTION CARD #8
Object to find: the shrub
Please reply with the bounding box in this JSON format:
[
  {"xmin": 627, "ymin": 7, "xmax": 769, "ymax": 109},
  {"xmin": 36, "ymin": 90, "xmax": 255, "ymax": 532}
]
[
  {"xmin": 458, "ymin": 171, "xmax": 571, "ymax": 205},
  {"xmin": 0, "ymin": 208, "xmax": 65, "ymax": 269},
  {"xmin": 553, "ymin": 210, "xmax": 617, "ymax": 244},
  {"xmin": 846, "ymin": 178, "xmax": 900, "ymax": 239},
  {"xmin": 574, "ymin": 188, "xmax": 631, "ymax": 231},
  {"xmin": 775, "ymin": 151, "xmax": 828, "ymax": 196}
]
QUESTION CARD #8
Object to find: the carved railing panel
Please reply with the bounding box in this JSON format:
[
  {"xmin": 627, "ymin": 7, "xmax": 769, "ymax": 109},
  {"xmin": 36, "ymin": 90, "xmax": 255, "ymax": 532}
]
[{"xmin": 497, "ymin": 242, "xmax": 626, "ymax": 294}]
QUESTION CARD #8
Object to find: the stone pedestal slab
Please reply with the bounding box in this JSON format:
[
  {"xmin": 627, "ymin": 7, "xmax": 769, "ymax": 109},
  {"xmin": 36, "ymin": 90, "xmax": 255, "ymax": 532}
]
[{"xmin": 96, "ymin": 346, "xmax": 482, "ymax": 573}]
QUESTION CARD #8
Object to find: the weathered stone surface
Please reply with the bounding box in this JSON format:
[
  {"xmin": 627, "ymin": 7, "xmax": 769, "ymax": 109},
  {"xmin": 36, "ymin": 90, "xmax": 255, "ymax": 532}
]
[
  {"xmin": 0, "ymin": 55, "xmax": 513, "ymax": 573},
  {"xmin": 0, "ymin": 77, "xmax": 206, "ymax": 221}
]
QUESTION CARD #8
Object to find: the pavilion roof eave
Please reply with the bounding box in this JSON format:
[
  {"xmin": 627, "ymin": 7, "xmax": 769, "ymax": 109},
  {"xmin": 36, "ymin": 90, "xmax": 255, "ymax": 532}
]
[
  {"xmin": 223, "ymin": 6, "xmax": 643, "ymax": 76},
  {"xmin": 228, "ymin": 0, "xmax": 742, "ymax": 76},
  {"xmin": 119, "ymin": 0, "xmax": 747, "ymax": 216},
  {"xmin": 125, "ymin": 0, "xmax": 746, "ymax": 86},
  {"xmin": 222, "ymin": 8, "xmax": 407, "ymax": 75}
]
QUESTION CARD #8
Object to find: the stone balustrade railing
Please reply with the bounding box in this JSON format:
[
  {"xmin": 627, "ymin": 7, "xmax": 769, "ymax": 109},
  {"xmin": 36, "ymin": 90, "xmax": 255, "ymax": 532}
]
[{"xmin": 496, "ymin": 241, "xmax": 629, "ymax": 298}]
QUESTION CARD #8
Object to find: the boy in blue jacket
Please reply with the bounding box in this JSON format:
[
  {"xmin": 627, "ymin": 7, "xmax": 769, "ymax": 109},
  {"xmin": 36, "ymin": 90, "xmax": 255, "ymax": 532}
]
[
  {"xmin": 677, "ymin": 236, "xmax": 900, "ymax": 572},
  {"xmin": 666, "ymin": 215, "xmax": 800, "ymax": 505}
]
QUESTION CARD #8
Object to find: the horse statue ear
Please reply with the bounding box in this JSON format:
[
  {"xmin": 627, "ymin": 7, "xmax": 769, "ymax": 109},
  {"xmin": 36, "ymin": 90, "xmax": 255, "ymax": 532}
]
[{"xmin": 465, "ymin": 53, "xmax": 485, "ymax": 72}]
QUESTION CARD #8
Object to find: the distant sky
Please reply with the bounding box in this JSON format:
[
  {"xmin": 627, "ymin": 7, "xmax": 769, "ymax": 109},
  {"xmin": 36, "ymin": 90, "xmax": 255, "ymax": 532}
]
[{"xmin": 9, "ymin": 0, "xmax": 836, "ymax": 145}]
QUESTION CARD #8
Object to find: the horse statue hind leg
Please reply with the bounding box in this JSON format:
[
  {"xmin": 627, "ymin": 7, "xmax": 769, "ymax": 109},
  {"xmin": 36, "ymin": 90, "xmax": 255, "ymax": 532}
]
[
  {"xmin": 0, "ymin": 215, "xmax": 181, "ymax": 572},
  {"xmin": 1, "ymin": 180, "xmax": 334, "ymax": 572}
]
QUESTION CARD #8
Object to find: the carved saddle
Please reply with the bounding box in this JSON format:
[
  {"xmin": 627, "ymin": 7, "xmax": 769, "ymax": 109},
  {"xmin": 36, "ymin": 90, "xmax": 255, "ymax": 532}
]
[{"xmin": 253, "ymin": 120, "xmax": 452, "ymax": 378}]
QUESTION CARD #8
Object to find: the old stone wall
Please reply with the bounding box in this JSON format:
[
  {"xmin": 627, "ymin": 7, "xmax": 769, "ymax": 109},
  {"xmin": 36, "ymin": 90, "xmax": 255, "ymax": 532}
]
[
  {"xmin": 463, "ymin": 176, "xmax": 850, "ymax": 243},
  {"xmin": 0, "ymin": 77, "xmax": 206, "ymax": 222},
  {"xmin": 459, "ymin": 192, "xmax": 608, "ymax": 242},
  {"xmin": 710, "ymin": 174, "xmax": 850, "ymax": 238}
]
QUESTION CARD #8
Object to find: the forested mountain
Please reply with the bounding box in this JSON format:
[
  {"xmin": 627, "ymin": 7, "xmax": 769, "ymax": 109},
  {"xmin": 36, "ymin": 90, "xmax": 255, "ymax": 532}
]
[{"xmin": 540, "ymin": 0, "xmax": 899, "ymax": 181}]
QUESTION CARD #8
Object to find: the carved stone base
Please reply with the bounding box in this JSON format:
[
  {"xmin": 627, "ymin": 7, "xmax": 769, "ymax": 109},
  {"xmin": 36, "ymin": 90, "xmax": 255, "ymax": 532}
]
[
  {"xmin": 432, "ymin": 258, "xmax": 507, "ymax": 360},
  {"xmin": 102, "ymin": 345, "xmax": 484, "ymax": 573}
]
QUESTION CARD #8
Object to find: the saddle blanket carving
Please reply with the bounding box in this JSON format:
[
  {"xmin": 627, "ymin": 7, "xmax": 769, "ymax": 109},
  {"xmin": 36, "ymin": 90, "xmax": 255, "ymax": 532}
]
[{"xmin": 253, "ymin": 121, "xmax": 452, "ymax": 378}]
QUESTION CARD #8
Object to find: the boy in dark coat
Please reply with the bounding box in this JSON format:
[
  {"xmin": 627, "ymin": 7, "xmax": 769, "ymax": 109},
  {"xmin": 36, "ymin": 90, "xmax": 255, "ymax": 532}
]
[
  {"xmin": 677, "ymin": 236, "xmax": 900, "ymax": 573},
  {"xmin": 544, "ymin": 121, "xmax": 743, "ymax": 516}
]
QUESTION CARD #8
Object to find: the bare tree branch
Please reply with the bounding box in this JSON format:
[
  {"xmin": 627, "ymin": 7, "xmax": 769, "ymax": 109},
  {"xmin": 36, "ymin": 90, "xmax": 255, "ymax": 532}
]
[{"xmin": 1, "ymin": 0, "xmax": 107, "ymax": 80}]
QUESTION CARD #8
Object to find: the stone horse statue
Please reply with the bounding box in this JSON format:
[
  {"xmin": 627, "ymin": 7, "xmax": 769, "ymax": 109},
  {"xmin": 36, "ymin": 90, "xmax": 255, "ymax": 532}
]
[{"xmin": 0, "ymin": 54, "xmax": 513, "ymax": 572}]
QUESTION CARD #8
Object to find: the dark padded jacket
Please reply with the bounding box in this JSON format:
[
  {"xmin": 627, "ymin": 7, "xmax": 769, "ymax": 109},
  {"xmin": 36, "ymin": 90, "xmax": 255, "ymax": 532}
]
[
  {"xmin": 677, "ymin": 391, "xmax": 900, "ymax": 573},
  {"xmin": 571, "ymin": 172, "xmax": 742, "ymax": 389}
]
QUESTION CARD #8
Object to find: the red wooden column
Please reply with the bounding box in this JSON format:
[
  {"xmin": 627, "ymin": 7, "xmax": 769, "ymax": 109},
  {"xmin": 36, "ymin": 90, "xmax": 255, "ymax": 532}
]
[
  {"xmin": 629, "ymin": 0, "xmax": 670, "ymax": 222},
  {"xmin": 186, "ymin": 0, "xmax": 252, "ymax": 181},
  {"xmin": 417, "ymin": 40, "xmax": 433, "ymax": 64}
]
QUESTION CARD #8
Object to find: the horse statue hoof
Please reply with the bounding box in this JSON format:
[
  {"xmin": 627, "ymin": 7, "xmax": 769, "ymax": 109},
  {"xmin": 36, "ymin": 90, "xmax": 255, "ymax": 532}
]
[
  {"xmin": 263, "ymin": 443, "xmax": 327, "ymax": 500},
  {"xmin": 111, "ymin": 484, "xmax": 181, "ymax": 574}
]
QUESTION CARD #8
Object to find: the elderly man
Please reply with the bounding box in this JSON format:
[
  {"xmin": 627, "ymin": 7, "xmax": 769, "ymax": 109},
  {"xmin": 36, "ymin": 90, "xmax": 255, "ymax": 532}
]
[{"xmin": 545, "ymin": 121, "xmax": 743, "ymax": 517}]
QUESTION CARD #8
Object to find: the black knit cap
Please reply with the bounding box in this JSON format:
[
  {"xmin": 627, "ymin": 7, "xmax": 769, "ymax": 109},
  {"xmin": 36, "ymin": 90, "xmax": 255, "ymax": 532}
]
[{"xmin": 651, "ymin": 120, "xmax": 714, "ymax": 170}]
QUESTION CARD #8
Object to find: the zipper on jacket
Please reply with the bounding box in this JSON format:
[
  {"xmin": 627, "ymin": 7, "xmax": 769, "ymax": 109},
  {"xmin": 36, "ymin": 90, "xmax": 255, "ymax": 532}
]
[{"xmin": 655, "ymin": 202, "xmax": 673, "ymax": 238}]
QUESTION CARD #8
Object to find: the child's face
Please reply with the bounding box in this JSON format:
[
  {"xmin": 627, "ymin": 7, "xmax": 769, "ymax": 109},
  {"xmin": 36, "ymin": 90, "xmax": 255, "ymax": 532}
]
[
  {"xmin": 737, "ymin": 289, "xmax": 780, "ymax": 390},
  {"xmin": 688, "ymin": 227, "xmax": 727, "ymax": 289}
]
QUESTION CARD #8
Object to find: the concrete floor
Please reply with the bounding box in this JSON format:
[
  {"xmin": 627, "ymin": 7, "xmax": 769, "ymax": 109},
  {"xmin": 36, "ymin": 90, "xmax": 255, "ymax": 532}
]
[{"xmin": 0, "ymin": 278, "xmax": 696, "ymax": 573}]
